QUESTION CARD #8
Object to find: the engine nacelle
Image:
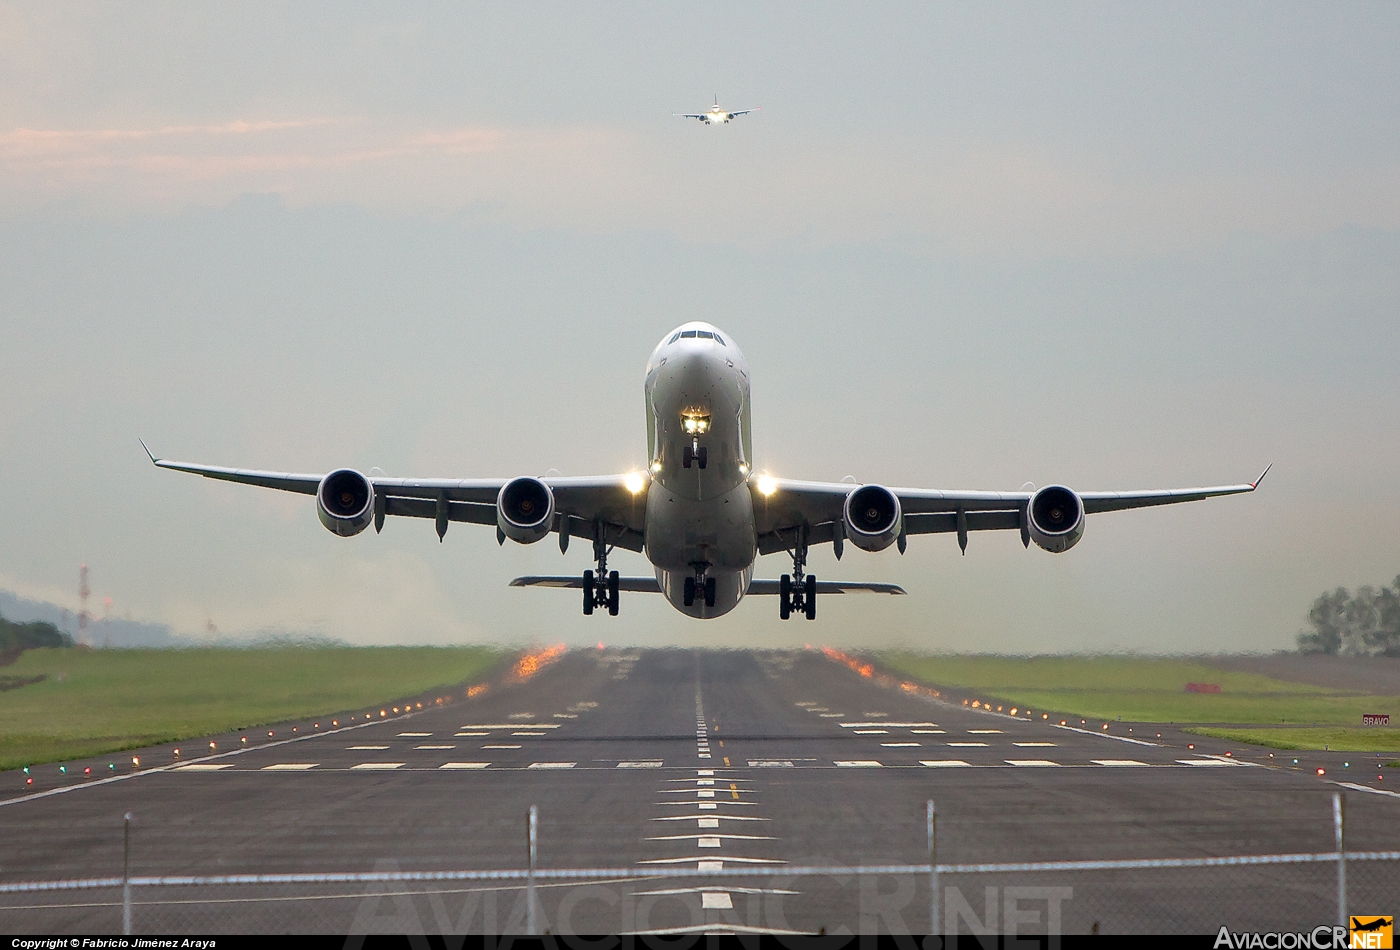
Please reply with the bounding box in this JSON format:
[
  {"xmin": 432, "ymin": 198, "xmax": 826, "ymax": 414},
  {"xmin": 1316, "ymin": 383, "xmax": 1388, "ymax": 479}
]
[
  {"xmin": 317, "ymin": 469, "xmax": 375, "ymax": 538},
  {"xmin": 1027, "ymin": 484, "xmax": 1085, "ymax": 553},
  {"xmin": 843, "ymin": 484, "xmax": 902, "ymax": 552},
  {"xmin": 497, "ymin": 476, "xmax": 555, "ymax": 544}
]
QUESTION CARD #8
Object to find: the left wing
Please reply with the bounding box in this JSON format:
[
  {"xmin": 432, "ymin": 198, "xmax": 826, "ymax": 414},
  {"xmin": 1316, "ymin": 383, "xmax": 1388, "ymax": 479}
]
[
  {"xmin": 141, "ymin": 442, "xmax": 646, "ymax": 551},
  {"xmin": 726, "ymin": 108, "xmax": 758, "ymax": 117},
  {"xmin": 511, "ymin": 576, "xmax": 905, "ymax": 594},
  {"xmin": 752, "ymin": 466, "xmax": 1270, "ymax": 556}
]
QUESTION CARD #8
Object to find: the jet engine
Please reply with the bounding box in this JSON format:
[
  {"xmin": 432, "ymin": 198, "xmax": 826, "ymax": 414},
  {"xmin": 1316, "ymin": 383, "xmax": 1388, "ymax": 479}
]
[
  {"xmin": 317, "ymin": 469, "xmax": 375, "ymax": 538},
  {"xmin": 843, "ymin": 485, "xmax": 902, "ymax": 552},
  {"xmin": 1026, "ymin": 484, "xmax": 1085, "ymax": 553},
  {"xmin": 497, "ymin": 476, "xmax": 555, "ymax": 544}
]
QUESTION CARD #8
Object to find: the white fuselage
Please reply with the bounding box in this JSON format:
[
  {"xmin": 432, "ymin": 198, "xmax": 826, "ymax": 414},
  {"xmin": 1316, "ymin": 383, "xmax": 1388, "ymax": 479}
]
[
  {"xmin": 702, "ymin": 111, "xmax": 733, "ymax": 124},
  {"xmin": 643, "ymin": 323, "xmax": 756, "ymax": 618}
]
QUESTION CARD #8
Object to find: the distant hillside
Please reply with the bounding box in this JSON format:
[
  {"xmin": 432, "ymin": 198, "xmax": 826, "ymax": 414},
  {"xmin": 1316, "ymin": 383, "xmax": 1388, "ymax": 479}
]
[{"xmin": 0, "ymin": 591, "xmax": 184, "ymax": 648}]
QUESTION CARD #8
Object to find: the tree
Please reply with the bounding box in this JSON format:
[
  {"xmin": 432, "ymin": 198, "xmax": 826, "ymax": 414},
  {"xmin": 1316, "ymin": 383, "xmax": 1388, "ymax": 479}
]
[{"xmin": 1298, "ymin": 575, "xmax": 1400, "ymax": 656}]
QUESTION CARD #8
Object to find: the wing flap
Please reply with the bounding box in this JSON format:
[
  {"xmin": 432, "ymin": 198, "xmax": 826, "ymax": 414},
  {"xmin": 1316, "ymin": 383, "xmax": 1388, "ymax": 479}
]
[
  {"xmin": 746, "ymin": 580, "xmax": 906, "ymax": 595},
  {"xmin": 511, "ymin": 575, "xmax": 661, "ymax": 592}
]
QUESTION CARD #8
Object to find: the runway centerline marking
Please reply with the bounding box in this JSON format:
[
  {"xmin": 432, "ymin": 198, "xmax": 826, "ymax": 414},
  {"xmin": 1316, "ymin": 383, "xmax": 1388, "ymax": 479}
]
[
  {"xmin": 834, "ymin": 760, "xmax": 882, "ymax": 768},
  {"xmin": 947, "ymin": 742, "xmax": 988, "ymax": 747},
  {"xmin": 617, "ymin": 761, "xmax": 664, "ymax": 768},
  {"xmin": 351, "ymin": 763, "xmax": 405, "ymax": 770},
  {"xmin": 397, "ymin": 733, "xmax": 432, "ymax": 737},
  {"xmin": 527, "ymin": 762, "xmax": 575, "ymax": 769},
  {"xmin": 1014, "ymin": 742, "xmax": 1057, "ymax": 747},
  {"xmin": 881, "ymin": 742, "xmax": 920, "ymax": 748},
  {"xmin": 1092, "ymin": 759, "xmax": 1149, "ymax": 767},
  {"xmin": 920, "ymin": 760, "xmax": 972, "ymax": 768},
  {"xmin": 853, "ymin": 730, "xmax": 888, "ymax": 735},
  {"xmin": 440, "ymin": 762, "xmax": 490, "ymax": 770},
  {"xmin": 1006, "ymin": 759, "xmax": 1060, "ymax": 767},
  {"xmin": 513, "ymin": 732, "xmax": 546, "ymax": 737},
  {"xmin": 967, "ymin": 730, "xmax": 1003, "ymax": 734},
  {"xmin": 415, "ymin": 745, "xmax": 455, "ymax": 750},
  {"xmin": 348, "ymin": 746, "xmax": 390, "ymax": 750},
  {"xmin": 454, "ymin": 732, "xmax": 488, "ymax": 737},
  {"xmin": 261, "ymin": 764, "xmax": 317, "ymax": 771},
  {"xmin": 911, "ymin": 729, "xmax": 946, "ymax": 734},
  {"xmin": 482, "ymin": 745, "xmax": 521, "ymax": 750}
]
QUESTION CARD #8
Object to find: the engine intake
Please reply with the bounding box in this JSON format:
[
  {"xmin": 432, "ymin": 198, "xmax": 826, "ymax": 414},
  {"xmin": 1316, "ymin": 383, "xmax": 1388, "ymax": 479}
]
[
  {"xmin": 317, "ymin": 469, "xmax": 375, "ymax": 538},
  {"xmin": 497, "ymin": 476, "xmax": 555, "ymax": 544},
  {"xmin": 843, "ymin": 485, "xmax": 902, "ymax": 552},
  {"xmin": 1027, "ymin": 485, "xmax": 1085, "ymax": 553}
]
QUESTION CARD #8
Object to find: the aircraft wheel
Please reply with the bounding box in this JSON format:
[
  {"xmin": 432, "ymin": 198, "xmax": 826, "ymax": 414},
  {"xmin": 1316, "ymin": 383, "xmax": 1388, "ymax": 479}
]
[
  {"xmin": 583, "ymin": 570, "xmax": 594, "ymax": 616},
  {"xmin": 779, "ymin": 574, "xmax": 791, "ymax": 620},
  {"xmin": 608, "ymin": 571, "xmax": 620, "ymax": 616},
  {"xmin": 697, "ymin": 447, "xmax": 708, "ymax": 470},
  {"xmin": 804, "ymin": 574, "xmax": 817, "ymax": 620},
  {"xmin": 704, "ymin": 576, "xmax": 716, "ymax": 608},
  {"xmin": 683, "ymin": 576, "xmax": 696, "ymax": 607}
]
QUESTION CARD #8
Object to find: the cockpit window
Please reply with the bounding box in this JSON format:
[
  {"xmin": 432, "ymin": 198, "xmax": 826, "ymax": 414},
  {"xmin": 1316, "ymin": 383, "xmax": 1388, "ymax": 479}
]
[
  {"xmin": 680, "ymin": 330, "xmax": 697, "ymax": 338},
  {"xmin": 668, "ymin": 332, "xmax": 681, "ymax": 344},
  {"xmin": 714, "ymin": 333, "xmax": 725, "ymax": 345},
  {"xmin": 696, "ymin": 330, "xmax": 713, "ymax": 339}
]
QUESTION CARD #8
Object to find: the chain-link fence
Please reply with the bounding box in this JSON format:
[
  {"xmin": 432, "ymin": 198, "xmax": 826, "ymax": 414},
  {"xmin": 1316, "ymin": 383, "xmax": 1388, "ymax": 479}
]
[{"xmin": 2, "ymin": 795, "xmax": 1395, "ymax": 936}]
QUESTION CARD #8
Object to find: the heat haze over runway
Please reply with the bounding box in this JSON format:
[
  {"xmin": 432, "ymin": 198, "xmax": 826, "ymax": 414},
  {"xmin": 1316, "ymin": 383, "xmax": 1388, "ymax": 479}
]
[{"xmin": 2, "ymin": 649, "xmax": 1397, "ymax": 934}]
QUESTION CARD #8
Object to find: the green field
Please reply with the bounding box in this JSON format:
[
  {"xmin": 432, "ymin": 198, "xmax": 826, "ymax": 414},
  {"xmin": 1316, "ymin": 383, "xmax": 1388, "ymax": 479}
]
[
  {"xmin": 1185, "ymin": 726, "xmax": 1400, "ymax": 753},
  {"xmin": 876, "ymin": 653, "xmax": 1400, "ymax": 748},
  {"xmin": 0, "ymin": 646, "xmax": 507, "ymax": 771}
]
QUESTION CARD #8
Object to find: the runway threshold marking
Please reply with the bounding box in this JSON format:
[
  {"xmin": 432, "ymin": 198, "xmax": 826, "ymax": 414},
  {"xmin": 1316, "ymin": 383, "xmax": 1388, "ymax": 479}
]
[{"xmin": 351, "ymin": 763, "xmax": 405, "ymax": 770}]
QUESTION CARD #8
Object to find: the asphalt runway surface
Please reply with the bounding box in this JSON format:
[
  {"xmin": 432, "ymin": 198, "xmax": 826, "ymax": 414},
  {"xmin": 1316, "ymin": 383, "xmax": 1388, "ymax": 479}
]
[{"xmin": 2, "ymin": 648, "xmax": 1397, "ymax": 935}]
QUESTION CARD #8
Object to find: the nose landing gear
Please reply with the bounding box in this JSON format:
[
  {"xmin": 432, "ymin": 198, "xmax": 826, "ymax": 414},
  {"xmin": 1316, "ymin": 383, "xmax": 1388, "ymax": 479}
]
[
  {"xmin": 779, "ymin": 531, "xmax": 817, "ymax": 620},
  {"xmin": 582, "ymin": 535, "xmax": 619, "ymax": 616},
  {"xmin": 683, "ymin": 567, "xmax": 717, "ymax": 609},
  {"xmin": 682, "ymin": 443, "xmax": 708, "ymax": 469}
]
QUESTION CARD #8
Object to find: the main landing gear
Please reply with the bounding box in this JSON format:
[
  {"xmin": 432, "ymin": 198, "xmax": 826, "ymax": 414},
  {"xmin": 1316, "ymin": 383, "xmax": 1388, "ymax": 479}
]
[
  {"xmin": 583, "ymin": 535, "xmax": 619, "ymax": 616},
  {"xmin": 780, "ymin": 534, "xmax": 817, "ymax": 621},
  {"xmin": 683, "ymin": 567, "xmax": 717, "ymax": 609}
]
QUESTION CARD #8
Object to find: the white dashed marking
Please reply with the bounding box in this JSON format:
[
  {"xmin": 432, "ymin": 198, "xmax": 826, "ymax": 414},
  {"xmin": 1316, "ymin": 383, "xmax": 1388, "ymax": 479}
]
[
  {"xmin": 415, "ymin": 745, "xmax": 455, "ymax": 750},
  {"xmin": 968, "ymin": 730, "xmax": 1003, "ymax": 734},
  {"xmin": 702, "ymin": 892, "xmax": 733, "ymax": 908},
  {"xmin": 1177, "ymin": 759, "xmax": 1235, "ymax": 766},
  {"xmin": 834, "ymin": 760, "xmax": 882, "ymax": 768},
  {"xmin": 1014, "ymin": 742, "xmax": 1057, "ymax": 747},
  {"xmin": 947, "ymin": 742, "xmax": 988, "ymax": 748},
  {"xmin": 1092, "ymin": 759, "xmax": 1149, "ymax": 767},
  {"xmin": 398, "ymin": 732, "xmax": 432, "ymax": 737},
  {"xmin": 513, "ymin": 732, "xmax": 545, "ymax": 737},
  {"xmin": 747, "ymin": 760, "xmax": 793, "ymax": 768},
  {"xmin": 618, "ymin": 761, "xmax": 664, "ymax": 768},
  {"xmin": 440, "ymin": 762, "xmax": 490, "ymax": 770},
  {"xmin": 352, "ymin": 763, "xmax": 404, "ymax": 770},
  {"xmin": 911, "ymin": 729, "xmax": 946, "ymax": 734},
  {"xmin": 840, "ymin": 722, "xmax": 938, "ymax": 728},
  {"xmin": 174, "ymin": 764, "xmax": 232, "ymax": 772},
  {"xmin": 698, "ymin": 790, "xmax": 715, "ymax": 798},
  {"xmin": 348, "ymin": 745, "xmax": 389, "ymax": 750},
  {"xmin": 880, "ymin": 742, "xmax": 920, "ymax": 748},
  {"xmin": 853, "ymin": 730, "xmax": 888, "ymax": 735},
  {"xmin": 920, "ymin": 760, "xmax": 972, "ymax": 768},
  {"xmin": 698, "ymin": 818, "xmax": 720, "ymax": 828},
  {"xmin": 483, "ymin": 745, "xmax": 522, "ymax": 750},
  {"xmin": 527, "ymin": 762, "xmax": 575, "ymax": 769},
  {"xmin": 261, "ymin": 763, "xmax": 317, "ymax": 771},
  {"xmin": 455, "ymin": 732, "xmax": 488, "ymax": 737},
  {"xmin": 1006, "ymin": 759, "xmax": 1060, "ymax": 767}
]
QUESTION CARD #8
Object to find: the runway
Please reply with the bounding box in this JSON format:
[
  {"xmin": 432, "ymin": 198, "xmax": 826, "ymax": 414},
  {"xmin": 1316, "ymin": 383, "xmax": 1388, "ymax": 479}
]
[{"xmin": 1, "ymin": 648, "xmax": 1397, "ymax": 935}]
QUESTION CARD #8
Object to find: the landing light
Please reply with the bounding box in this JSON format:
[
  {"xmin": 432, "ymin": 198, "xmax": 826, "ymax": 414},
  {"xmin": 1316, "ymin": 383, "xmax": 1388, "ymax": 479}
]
[
  {"xmin": 756, "ymin": 475, "xmax": 777, "ymax": 496},
  {"xmin": 681, "ymin": 409, "xmax": 711, "ymax": 435},
  {"xmin": 624, "ymin": 472, "xmax": 645, "ymax": 494}
]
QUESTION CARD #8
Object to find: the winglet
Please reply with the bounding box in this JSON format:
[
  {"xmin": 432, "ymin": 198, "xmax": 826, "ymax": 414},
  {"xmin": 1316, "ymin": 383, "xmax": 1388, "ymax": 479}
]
[
  {"xmin": 139, "ymin": 438, "xmax": 159, "ymax": 465},
  {"xmin": 1251, "ymin": 462, "xmax": 1272, "ymax": 490}
]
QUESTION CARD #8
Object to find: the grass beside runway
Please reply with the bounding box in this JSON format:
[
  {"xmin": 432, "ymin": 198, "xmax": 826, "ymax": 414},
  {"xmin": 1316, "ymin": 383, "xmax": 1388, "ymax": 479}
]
[
  {"xmin": 874, "ymin": 653, "xmax": 1400, "ymax": 746},
  {"xmin": 1184, "ymin": 725, "xmax": 1400, "ymax": 752},
  {"xmin": 0, "ymin": 645, "xmax": 507, "ymax": 770}
]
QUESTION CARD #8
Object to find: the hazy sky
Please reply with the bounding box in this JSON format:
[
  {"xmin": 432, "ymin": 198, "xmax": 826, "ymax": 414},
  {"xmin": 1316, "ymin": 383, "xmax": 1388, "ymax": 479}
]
[{"xmin": 2, "ymin": 2, "xmax": 1398, "ymax": 652}]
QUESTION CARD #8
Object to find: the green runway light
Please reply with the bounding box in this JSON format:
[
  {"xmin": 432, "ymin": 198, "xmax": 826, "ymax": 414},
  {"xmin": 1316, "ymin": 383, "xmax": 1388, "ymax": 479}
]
[
  {"xmin": 59, "ymin": 766, "xmax": 65, "ymax": 773},
  {"xmin": 22, "ymin": 767, "xmax": 29, "ymax": 775}
]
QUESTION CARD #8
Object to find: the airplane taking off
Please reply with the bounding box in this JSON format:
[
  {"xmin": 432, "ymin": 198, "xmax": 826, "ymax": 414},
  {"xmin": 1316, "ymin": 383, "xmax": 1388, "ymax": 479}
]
[
  {"xmin": 144, "ymin": 322, "xmax": 1268, "ymax": 621},
  {"xmin": 676, "ymin": 97, "xmax": 759, "ymax": 124}
]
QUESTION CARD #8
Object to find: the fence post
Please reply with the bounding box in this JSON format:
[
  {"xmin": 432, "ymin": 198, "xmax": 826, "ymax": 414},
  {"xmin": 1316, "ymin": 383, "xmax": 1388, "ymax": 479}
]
[
  {"xmin": 527, "ymin": 804, "xmax": 538, "ymax": 936},
  {"xmin": 927, "ymin": 799, "xmax": 939, "ymax": 936},
  {"xmin": 122, "ymin": 813, "xmax": 132, "ymax": 936},
  {"xmin": 1333, "ymin": 792, "xmax": 1346, "ymax": 928}
]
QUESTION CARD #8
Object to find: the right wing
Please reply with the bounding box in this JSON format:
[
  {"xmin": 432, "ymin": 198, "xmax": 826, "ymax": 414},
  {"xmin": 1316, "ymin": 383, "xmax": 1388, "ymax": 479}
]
[
  {"xmin": 142, "ymin": 442, "xmax": 647, "ymax": 551},
  {"xmin": 510, "ymin": 576, "xmax": 905, "ymax": 594}
]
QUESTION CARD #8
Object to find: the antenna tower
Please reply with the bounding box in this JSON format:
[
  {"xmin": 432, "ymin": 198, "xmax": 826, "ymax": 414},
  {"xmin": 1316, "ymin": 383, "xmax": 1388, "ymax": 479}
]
[{"xmin": 78, "ymin": 563, "xmax": 90, "ymax": 647}]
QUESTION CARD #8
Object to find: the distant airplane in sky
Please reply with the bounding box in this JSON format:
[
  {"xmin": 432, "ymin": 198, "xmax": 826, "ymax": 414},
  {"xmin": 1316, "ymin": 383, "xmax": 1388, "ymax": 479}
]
[
  {"xmin": 676, "ymin": 97, "xmax": 759, "ymax": 125},
  {"xmin": 144, "ymin": 323, "xmax": 1268, "ymax": 622}
]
